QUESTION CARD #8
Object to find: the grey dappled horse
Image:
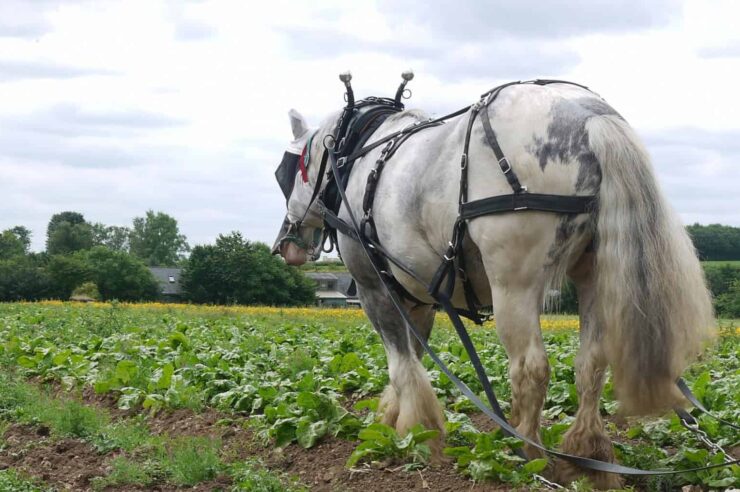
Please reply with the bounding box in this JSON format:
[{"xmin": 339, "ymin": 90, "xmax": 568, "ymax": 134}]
[{"xmin": 274, "ymin": 83, "xmax": 714, "ymax": 488}]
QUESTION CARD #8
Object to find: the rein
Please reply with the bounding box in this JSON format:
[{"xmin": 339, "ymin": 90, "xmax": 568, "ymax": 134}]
[{"xmin": 297, "ymin": 74, "xmax": 739, "ymax": 478}]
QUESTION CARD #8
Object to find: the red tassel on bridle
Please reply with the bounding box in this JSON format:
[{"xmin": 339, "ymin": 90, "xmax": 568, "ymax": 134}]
[{"xmin": 298, "ymin": 145, "xmax": 309, "ymax": 183}]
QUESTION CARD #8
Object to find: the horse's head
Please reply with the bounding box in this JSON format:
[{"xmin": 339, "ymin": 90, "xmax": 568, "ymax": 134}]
[{"xmin": 272, "ymin": 109, "xmax": 329, "ymax": 266}]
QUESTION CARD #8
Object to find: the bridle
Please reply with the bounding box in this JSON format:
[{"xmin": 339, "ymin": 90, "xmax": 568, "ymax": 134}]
[{"xmin": 274, "ymin": 132, "xmax": 330, "ymax": 259}]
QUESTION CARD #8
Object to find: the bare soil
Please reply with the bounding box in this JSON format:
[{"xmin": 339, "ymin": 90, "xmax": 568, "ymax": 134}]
[{"xmin": 0, "ymin": 384, "xmax": 517, "ymax": 491}]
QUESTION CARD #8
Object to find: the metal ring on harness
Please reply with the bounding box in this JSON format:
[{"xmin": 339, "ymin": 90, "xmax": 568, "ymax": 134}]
[
  {"xmin": 323, "ymin": 134, "xmax": 336, "ymax": 150},
  {"xmin": 321, "ymin": 232, "xmax": 335, "ymax": 253}
]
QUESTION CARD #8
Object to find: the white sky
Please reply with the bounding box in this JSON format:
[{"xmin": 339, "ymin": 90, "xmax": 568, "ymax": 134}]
[{"xmin": 1, "ymin": 0, "xmax": 739, "ymax": 252}]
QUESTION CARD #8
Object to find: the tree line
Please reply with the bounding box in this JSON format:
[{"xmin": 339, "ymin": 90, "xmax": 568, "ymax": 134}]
[
  {"xmin": 1, "ymin": 217, "xmax": 737, "ymax": 313},
  {"xmin": 687, "ymin": 223, "xmax": 740, "ymax": 261},
  {"xmin": 551, "ymin": 223, "xmax": 740, "ymax": 317},
  {"xmin": 0, "ymin": 211, "xmax": 315, "ymax": 305}
]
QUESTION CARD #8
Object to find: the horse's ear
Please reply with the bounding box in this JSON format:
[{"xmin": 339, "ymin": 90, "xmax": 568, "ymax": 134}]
[{"xmin": 288, "ymin": 109, "xmax": 310, "ymax": 140}]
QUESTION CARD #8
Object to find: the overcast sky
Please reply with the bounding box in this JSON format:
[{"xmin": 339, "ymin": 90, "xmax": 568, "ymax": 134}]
[{"xmin": 1, "ymin": 0, "xmax": 739, "ymax": 252}]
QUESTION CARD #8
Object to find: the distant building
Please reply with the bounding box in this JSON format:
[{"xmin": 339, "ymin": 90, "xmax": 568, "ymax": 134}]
[
  {"xmin": 305, "ymin": 271, "xmax": 359, "ymax": 307},
  {"xmin": 149, "ymin": 267, "xmax": 183, "ymax": 302}
]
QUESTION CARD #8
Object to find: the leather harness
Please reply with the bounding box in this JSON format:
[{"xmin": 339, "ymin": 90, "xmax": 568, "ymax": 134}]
[
  {"xmin": 289, "ymin": 77, "xmax": 738, "ymax": 477},
  {"xmin": 320, "ymin": 80, "xmax": 596, "ymax": 323}
]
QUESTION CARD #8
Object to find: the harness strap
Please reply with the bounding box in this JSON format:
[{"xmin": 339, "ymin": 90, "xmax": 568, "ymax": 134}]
[
  {"xmin": 321, "ymin": 204, "xmax": 359, "ymax": 241},
  {"xmin": 479, "ymin": 99, "xmax": 524, "ymax": 194},
  {"xmin": 461, "ymin": 193, "xmax": 597, "ymax": 220},
  {"xmin": 677, "ymin": 377, "xmax": 740, "ymax": 430}
]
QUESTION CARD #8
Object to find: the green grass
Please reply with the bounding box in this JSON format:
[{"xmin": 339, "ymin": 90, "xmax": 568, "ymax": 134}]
[
  {"xmin": 159, "ymin": 436, "xmax": 222, "ymax": 486},
  {"xmin": 702, "ymin": 260, "xmax": 740, "ymax": 267},
  {"xmin": 0, "ymin": 469, "xmax": 51, "ymax": 492},
  {"xmin": 230, "ymin": 459, "xmax": 307, "ymax": 492},
  {"xmin": 90, "ymin": 456, "xmax": 154, "ymax": 490},
  {"xmin": 0, "ymin": 369, "xmax": 305, "ymax": 490}
]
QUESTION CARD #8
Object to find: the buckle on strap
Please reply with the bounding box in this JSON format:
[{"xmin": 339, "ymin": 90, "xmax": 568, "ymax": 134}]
[
  {"xmin": 337, "ymin": 157, "xmax": 348, "ymax": 168},
  {"xmin": 499, "ymin": 157, "xmax": 512, "ymax": 174},
  {"xmin": 442, "ymin": 242, "xmax": 456, "ymax": 262}
]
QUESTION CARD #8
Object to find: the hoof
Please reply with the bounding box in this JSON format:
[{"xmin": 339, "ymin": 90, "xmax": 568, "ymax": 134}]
[
  {"xmin": 555, "ymin": 428, "xmax": 623, "ymax": 490},
  {"xmin": 553, "ymin": 459, "xmax": 624, "ymax": 490}
]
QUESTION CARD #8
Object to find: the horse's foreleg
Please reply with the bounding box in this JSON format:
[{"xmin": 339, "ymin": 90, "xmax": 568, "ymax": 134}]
[
  {"xmin": 490, "ymin": 281, "xmax": 550, "ymax": 459},
  {"xmin": 357, "ymin": 285, "xmax": 444, "ymax": 453},
  {"xmin": 556, "ymin": 253, "xmax": 622, "ymax": 489}
]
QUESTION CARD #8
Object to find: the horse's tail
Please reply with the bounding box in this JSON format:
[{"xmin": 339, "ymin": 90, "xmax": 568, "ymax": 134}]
[{"xmin": 586, "ymin": 115, "xmax": 715, "ymax": 415}]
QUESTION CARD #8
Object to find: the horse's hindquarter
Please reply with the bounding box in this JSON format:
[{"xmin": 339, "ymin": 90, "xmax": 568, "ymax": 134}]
[{"xmin": 464, "ymin": 84, "xmax": 603, "ymax": 290}]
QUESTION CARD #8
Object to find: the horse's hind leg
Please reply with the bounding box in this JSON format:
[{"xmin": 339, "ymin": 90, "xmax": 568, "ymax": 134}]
[
  {"xmin": 357, "ymin": 284, "xmax": 445, "ymax": 452},
  {"xmin": 489, "ymin": 279, "xmax": 550, "ymax": 459},
  {"xmin": 555, "ymin": 252, "xmax": 622, "ymax": 489},
  {"xmin": 472, "ymin": 243, "xmax": 551, "ymax": 458}
]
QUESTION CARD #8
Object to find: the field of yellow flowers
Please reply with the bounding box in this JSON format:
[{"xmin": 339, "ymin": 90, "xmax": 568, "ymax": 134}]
[{"xmin": 30, "ymin": 299, "xmax": 583, "ymax": 330}]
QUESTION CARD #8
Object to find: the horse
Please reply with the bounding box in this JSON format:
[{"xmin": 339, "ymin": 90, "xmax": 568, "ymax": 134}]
[{"xmin": 272, "ymin": 80, "xmax": 715, "ymax": 488}]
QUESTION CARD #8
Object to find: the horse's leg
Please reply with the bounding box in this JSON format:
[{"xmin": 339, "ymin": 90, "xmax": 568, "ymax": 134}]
[
  {"xmin": 491, "ymin": 284, "xmax": 549, "ymax": 458},
  {"xmin": 356, "ymin": 283, "xmax": 444, "ymax": 451},
  {"xmin": 479, "ymin": 258, "xmax": 550, "ymax": 458},
  {"xmin": 556, "ymin": 252, "xmax": 622, "ymax": 489}
]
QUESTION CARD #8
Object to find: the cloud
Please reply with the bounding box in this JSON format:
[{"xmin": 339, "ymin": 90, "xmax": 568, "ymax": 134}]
[
  {"xmin": 697, "ymin": 44, "xmax": 740, "ymax": 58},
  {"xmin": 0, "ymin": 142, "xmax": 287, "ymax": 252},
  {"xmin": 0, "ymin": 59, "xmax": 117, "ymax": 82},
  {"xmin": 0, "ymin": 1, "xmax": 54, "ymax": 39},
  {"xmin": 8, "ymin": 104, "xmax": 186, "ymax": 137},
  {"xmin": 0, "ymin": 104, "xmax": 187, "ymax": 169},
  {"xmin": 422, "ymin": 41, "xmax": 581, "ymax": 81},
  {"xmin": 174, "ymin": 19, "xmax": 217, "ymax": 41},
  {"xmin": 280, "ymin": 28, "xmax": 581, "ymax": 81},
  {"xmin": 379, "ymin": 0, "xmax": 681, "ymax": 40},
  {"xmin": 642, "ymin": 127, "xmax": 740, "ymax": 225}
]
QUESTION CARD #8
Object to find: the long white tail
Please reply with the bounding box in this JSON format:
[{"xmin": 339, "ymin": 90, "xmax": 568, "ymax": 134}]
[{"xmin": 587, "ymin": 115, "xmax": 715, "ymax": 415}]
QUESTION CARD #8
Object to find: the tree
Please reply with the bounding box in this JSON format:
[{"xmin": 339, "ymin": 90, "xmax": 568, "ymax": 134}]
[
  {"xmin": 0, "ymin": 255, "xmax": 53, "ymax": 301},
  {"xmin": 47, "ymin": 254, "xmax": 91, "ymax": 299},
  {"xmin": 0, "ymin": 227, "xmax": 29, "ymax": 259},
  {"xmin": 129, "ymin": 211, "xmax": 189, "ymax": 266},
  {"xmin": 687, "ymin": 223, "xmax": 740, "ymax": 261},
  {"xmin": 84, "ymin": 246, "xmax": 159, "ymax": 301},
  {"xmin": 92, "ymin": 223, "xmax": 131, "ymax": 252},
  {"xmin": 181, "ymin": 232, "xmax": 315, "ymax": 306},
  {"xmin": 9, "ymin": 226, "xmax": 31, "ymax": 251},
  {"xmin": 46, "ymin": 211, "xmax": 93, "ymax": 255}
]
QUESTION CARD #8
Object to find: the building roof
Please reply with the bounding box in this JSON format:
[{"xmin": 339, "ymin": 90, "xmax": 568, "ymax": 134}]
[
  {"xmin": 316, "ymin": 290, "xmax": 347, "ymax": 300},
  {"xmin": 149, "ymin": 267, "xmax": 182, "ymax": 295}
]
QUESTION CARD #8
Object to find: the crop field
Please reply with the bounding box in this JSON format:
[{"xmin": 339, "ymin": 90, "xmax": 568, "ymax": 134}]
[{"xmin": 0, "ymin": 302, "xmax": 737, "ymax": 491}]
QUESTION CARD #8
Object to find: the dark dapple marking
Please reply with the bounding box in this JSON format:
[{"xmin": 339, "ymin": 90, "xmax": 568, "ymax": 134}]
[
  {"xmin": 532, "ymin": 97, "xmax": 616, "ymax": 264},
  {"xmin": 529, "ymin": 96, "xmax": 622, "ymax": 193}
]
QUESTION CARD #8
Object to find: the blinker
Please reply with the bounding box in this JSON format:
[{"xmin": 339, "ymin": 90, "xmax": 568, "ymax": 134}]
[{"xmin": 275, "ymin": 151, "xmax": 300, "ymax": 200}]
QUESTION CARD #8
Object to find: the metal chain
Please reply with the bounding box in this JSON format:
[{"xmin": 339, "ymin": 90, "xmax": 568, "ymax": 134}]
[
  {"xmin": 681, "ymin": 419, "xmax": 736, "ymax": 463},
  {"xmin": 534, "ymin": 474, "xmax": 566, "ymax": 489}
]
